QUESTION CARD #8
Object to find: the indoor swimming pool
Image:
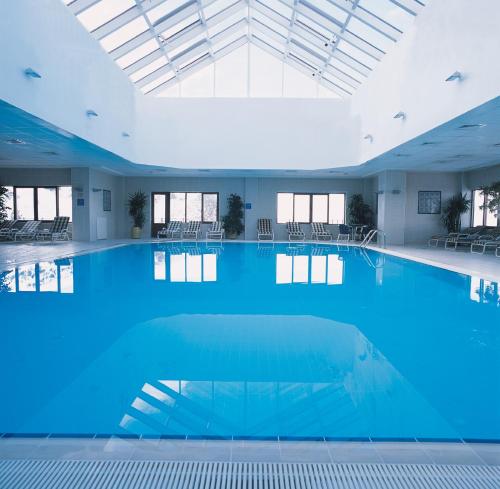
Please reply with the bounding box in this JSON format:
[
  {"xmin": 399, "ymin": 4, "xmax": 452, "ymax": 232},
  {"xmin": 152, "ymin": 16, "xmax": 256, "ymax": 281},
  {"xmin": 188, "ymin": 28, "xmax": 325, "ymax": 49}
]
[{"xmin": 1, "ymin": 242, "xmax": 499, "ymax": 441}]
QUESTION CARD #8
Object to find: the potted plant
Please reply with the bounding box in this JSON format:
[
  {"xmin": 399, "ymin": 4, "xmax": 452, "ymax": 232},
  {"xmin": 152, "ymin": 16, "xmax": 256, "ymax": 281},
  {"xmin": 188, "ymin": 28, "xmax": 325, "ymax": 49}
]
[
  {"xmin": 479, "ymin": 181, "xmax": 500, "ymax": 220},
  {"xmin": 128, "ymin": 190, "xmax": 147, "ymax": 239},
  {"xmin": 222, "ymin": 193, "xmax": 244, "ymax": 239},
  {"xmin": 442, "ymin": 193, "xmax": 470, "ymax": 233},
  {"xmin": 347, "ymin": 194, "xmax": 373, "ymax": 226},
  {"xmin": 0, "ymin": 184, "xmax": 9, "ymax": 225}
]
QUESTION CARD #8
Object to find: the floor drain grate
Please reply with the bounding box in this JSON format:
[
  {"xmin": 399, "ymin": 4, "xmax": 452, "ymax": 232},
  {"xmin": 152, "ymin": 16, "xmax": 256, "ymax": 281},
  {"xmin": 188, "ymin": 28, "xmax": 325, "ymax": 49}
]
[{"xmin": 0, "ymin": 460, "xmax": 499, "ymax": 489}]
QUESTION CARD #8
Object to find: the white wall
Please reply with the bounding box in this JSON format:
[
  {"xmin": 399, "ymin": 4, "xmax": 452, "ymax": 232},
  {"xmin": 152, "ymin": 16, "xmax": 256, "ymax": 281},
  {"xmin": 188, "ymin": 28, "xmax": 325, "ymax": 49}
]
[
  {"xmin": 351, "ymin": 0, "xmax": 500, "ymax": 163},
  {"xmin": 404, "ymin": 172, "xmax": 461, "ymax": 244},
  {"xmin": 136, "ymin": 97, "xmax": 360, "ymax": 170}
]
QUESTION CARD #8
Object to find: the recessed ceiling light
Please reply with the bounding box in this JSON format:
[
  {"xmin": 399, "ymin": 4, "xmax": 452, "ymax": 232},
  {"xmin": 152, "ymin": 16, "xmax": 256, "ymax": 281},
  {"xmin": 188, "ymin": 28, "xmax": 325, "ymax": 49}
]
[
  {"xmin": 5, "ymin": 138, "xmax": 25, "ymax": 145},
  {"xmin": 199, "ymin": 169, "xmax": 211, "ymax": 172},
  {"xmin": 493, "ymin": 143, "xmax": 500, "ymax": 147},
  {"xmin": 394, "ymin": 153, "xmax": 410, "ymax": 157},
  {"xmin": 42, "ymin": 150, "xmax": 58, "ymax": 155},
  {"xmin": 458, "ymin": 123, "xmax": 486, "ymax": 129},
  {"xmin": 285, "ymin": 170, "xmax": 298, "ymax": 173},
  {"xmin": 421, "ymin": 141, "xmax": 440, "ymax": 145}
]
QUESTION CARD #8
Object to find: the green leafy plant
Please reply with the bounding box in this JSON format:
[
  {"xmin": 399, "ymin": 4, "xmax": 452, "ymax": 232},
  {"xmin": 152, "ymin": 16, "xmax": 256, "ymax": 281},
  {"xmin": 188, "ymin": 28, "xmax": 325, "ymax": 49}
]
[
  {"xmin": 347, "ymin": 194, "xmax": 373, "ymax": 226},
  {"xmin": 222, "ymin": 193, "xmax": 244, "ymax": 237},
  {"xmin": 479, "ymin": 181, "xmax": 500, "ymax": 218},
  {"xmin": 128, "ymin": 190, "xmax": 147, "ymax": 228},
  {"xmin": 0, "ymin": 185, "xmax": 10, "ymax": 225},
  {"xmin": 442, "ymin": 193, "xmax": 470, "ymax": 233}
]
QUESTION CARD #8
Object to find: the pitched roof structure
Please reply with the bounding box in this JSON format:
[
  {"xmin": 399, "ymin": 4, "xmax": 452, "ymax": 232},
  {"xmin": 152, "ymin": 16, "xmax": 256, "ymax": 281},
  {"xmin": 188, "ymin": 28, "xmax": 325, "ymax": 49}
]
[{"xmin": 64, "ymin": 0, "xmax": 424, "ymax": 97}]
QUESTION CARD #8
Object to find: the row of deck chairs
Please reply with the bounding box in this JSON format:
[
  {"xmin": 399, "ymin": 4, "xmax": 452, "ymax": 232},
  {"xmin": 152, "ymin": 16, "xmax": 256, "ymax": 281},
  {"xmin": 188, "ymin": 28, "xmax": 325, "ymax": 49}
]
[
  {"xmin": 257, "ymin": 219, "xmax": 352, "ymax": 242},
  {"xmin": 428, "ymin": 226, "xmax": 500, "ymax": 256},
  {"xmin": 157, "ymin": 221, "xmax": 224, "ymax": 240},
  {"xmin": 0, "ymin": 217, "xmax": 71, "ymax": 241}
]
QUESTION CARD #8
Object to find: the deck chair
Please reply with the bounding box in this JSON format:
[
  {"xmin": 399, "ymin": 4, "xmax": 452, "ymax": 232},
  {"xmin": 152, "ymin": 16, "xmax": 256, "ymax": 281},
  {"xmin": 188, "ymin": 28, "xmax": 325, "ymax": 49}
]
[
  {"xmin": 257, "ymin": 218, "xmax": 274, "ymax": 241},
  {"xmin": 471, "ymin": 234, "xmax": 500, "ymax": 254},
  {"xmin": 182, "ymin": 221, "xmax": 201, "ymax": 240},
  {"xmin": 157, "ymin": 220, "xmax": 182, "ymax": 239},
  {"xmin": 206, "ymin": 221, "xmax": 224, "ymax": 240},
  {"xmin": 13, "ymin": 221, "xmax": 41, "ymax": 241},
  {"xmin": 428, "ymin": 232, "xmax": 460, "ymax": 247},
  {"xmin": 337, "ymin": 224, "xmax": 350, "ymax": 242},
  {"xmin": 311, "ymin": 222, "xmax": 332, "ymax": 241},
  {"xmin": 445, "ymin": 231, "xmax": 491, "ymax": 250},
  {"xmin": 0, "ymin": 220, "xmax": 18, "ymax": 238},
  {"xmin": 287, "ymin": 221, "xmax": 305, "ymax": 241},
  {"xmin": 36, "ymin": 217, "xmax": 70, "ymax": 241}
]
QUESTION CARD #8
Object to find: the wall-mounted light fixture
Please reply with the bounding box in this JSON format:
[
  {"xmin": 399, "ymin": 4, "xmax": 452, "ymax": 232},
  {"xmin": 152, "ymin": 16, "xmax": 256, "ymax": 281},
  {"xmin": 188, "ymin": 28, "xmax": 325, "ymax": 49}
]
[
  {"xmin": 24, "ymin": 68, "xmax": 41, "ymax": 79},
  {"xmin": 392, "ymin": 190, "xmax": 401, "ymax": 194},
  {"xmin": 445, "ymin": 71, "xmax": 463, "ymax": 82},
  {"xmin": 376, "ymin": 190, "xmax": 385, "ymax": 195},
  {"xmin": 86, "ymin": 110, "xmax": 98, "ymax": 117},
  {"xmin": 122, "ymin": 132, "xmax": 130, "ymax": 137},
  {"xmin": 393, "ymin": 111, "xmax": 406, "ymax": 120},
  {"xmin": 92, "ymin": 188, "xmax": 102, "ymax": 193},
  {"xmin": 364, "ymin": 134, "xmax": 373, "ymax": 142}
]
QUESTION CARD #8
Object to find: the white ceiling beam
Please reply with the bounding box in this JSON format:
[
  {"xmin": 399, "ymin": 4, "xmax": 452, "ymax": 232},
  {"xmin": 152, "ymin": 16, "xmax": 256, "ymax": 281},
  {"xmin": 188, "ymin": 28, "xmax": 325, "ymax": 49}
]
[
  {"xmin": 67, "ymin": 0, "xmax": 100, "ymax": 15},
  {"xmin": 389, "ymin": 0, "xmax": 425, "ymax": 16}
]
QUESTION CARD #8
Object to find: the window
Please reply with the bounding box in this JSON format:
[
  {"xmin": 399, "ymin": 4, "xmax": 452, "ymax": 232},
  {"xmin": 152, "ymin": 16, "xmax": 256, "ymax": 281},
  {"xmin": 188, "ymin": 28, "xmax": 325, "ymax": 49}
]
[
  {"xmin": 169, "ymin": 192, "xmax": 218, "ymax": 222},
  {"xmin": 37, "ymin": 187, "xmax": 57, "ymax": 220},
  {"xmin": 4, "ymin": 186, "xmax": 14, "ymax": 220},
  {"xmin": 277, "ymin": 192, "xmax": 345, "ymax": 223},
  {"xmin": 473, "ymin": 189, "xmax": 498, "ymax": 227},
  {"xmin": 153, "ymin": 194, "xmax": 167, "ymax": 224},
  {"xmin": 15, "ymin": 188, "xmax": 35, "ymax": 220},
  {"xmin": 8, "ymin": 186, "xmax": 72, "ymax": 221}
]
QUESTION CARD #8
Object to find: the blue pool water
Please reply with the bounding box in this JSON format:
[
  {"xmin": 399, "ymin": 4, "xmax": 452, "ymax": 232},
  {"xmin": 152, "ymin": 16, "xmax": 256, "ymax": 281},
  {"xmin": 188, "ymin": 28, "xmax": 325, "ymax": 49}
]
[{"xmin": 1, "ymin": 242, "xmax": 499, "ymax": 441}]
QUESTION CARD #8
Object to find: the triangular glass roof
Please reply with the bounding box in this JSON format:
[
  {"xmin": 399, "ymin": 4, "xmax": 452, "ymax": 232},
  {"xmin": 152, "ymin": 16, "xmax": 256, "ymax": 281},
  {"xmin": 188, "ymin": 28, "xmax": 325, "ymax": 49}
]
[{"xmin": 63, "ymin": 0, "xmax": 425, "ymax": 97}]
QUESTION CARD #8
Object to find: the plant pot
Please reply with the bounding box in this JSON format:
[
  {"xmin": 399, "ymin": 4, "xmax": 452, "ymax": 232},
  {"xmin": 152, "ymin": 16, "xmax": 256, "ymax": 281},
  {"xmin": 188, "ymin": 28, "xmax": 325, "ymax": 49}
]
[
  {"xmin": 226, "ymin": 231, "xmax": 238, "ymax": 240},
  {"xmin": 131, "ymin": 226, "xmax": 142, "ymax": 239}
]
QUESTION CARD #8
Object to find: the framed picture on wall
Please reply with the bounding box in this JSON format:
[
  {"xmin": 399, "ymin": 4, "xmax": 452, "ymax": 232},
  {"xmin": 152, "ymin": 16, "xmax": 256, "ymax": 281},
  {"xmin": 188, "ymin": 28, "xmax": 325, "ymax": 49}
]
[
  {"xmin": 418, "ymin": 191, "xmax": 441, "ymax": 214},
  {"xmin": 103, "ymin": 189, "xmax": 111, "ymax": 212}
]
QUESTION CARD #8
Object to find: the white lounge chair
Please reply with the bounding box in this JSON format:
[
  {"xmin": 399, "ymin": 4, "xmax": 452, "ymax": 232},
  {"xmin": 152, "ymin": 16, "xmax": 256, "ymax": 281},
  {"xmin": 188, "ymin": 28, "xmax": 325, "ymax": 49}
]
[
  {"xmin": 311, "ymin": 222, "xmax": 332, "ymax": 241},
  {"xmin": 470, "ymin": 234, "xmax": 500, "ymax": 254},
  {"xmin": 287, "ymin": 222, "xmax": 305, "ymax": 241},
  {"xmin": 206, "ymin": 221, "xmax": 224, "ymax": 240},
  {"xmin": 157, "ymin": 220, "xmax": 182, "ymax": 239},
  {"xmin": 13, "ymin": 221, "xmax": 41, "ymax": 241},
  {"xmin": 0, "ymin": 220, "xmax": 18, "ymax": 239},
  {"xmin": 182, "ymin": 221, "xmax": 201, "ymax": 240},
  {"xmin": 257, "ymin": 218, "xmax": 274, "ymax": 241},
  {"xmin": 36, "ymin": 217, "xmax": 70, "ymax": 241}
]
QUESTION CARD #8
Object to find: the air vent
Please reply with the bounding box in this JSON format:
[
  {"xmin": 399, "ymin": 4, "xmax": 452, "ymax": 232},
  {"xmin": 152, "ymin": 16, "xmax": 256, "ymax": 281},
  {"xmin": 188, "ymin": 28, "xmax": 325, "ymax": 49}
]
[{"xmin": 421, "ymin": 141, "xmax": 440, "ymax": 145}]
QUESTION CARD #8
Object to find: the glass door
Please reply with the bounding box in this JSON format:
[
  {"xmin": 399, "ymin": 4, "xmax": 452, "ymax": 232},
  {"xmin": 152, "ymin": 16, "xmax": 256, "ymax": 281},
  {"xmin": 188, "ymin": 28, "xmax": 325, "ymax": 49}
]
[{"xmin": 151, "ymin": 192, "xmax": 169, "ymax": 237}]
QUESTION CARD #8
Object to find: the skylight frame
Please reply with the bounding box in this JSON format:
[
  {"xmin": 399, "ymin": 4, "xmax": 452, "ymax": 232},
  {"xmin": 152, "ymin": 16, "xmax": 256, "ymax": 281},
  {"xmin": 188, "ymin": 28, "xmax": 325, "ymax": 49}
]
[{"xmin": 65, "ymin": 0, "xmax": 424, "ymax": 97}]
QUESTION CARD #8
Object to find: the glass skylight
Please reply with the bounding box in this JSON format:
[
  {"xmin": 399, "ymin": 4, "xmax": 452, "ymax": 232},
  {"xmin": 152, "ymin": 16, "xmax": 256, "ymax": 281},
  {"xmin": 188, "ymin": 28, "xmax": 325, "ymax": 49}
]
[{"xmin": 64, "ymin": 0, "xmax": 424, "ymax": 97}]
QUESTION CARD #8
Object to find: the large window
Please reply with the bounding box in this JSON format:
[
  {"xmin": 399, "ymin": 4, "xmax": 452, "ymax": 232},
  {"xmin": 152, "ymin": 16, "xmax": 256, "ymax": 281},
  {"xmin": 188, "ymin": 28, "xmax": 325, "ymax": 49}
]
[
  {"xmin": 277, "ymin": 193, "xmax": 345, "ymax": 224},
  {"xmin": 169, "ymin": 192, "xmax": 218, "ymax": 222},
  {"xmin": 472, "ymin": 189, "xmax": 498, "ymax": 227},
  {"xmin": 7, "ymin": 186, "xmax": 72, "ymax": 221}
]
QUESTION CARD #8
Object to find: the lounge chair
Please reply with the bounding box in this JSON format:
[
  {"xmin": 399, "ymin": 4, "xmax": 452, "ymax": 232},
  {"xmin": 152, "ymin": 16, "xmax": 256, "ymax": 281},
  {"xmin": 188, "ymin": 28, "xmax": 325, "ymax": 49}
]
[
  {"xmin": 36, "ymin": 217, "xmax": 70, "ymax": 241},
  {"xmin": 470, "ymin": 234, "xmax": 500, "ymax": 254},
  {"xmin": 13, "ymin": 220, "xmax": 41, "ymax": 241},
  {"xmin": 287, "ymin": 222, "xmax": 305, "ymax": 241},
  {"xmin": 311, "ymin": 222, "xmax": 332, "ymax": 241},
  {"xmin": 445, "ymin": 231, "xmax": 493, "ymax": 250},
  {"xmin": 337, "ymin": 224, "xmax": 350, "ymax": 242},
  {"xmin": 157, "ymin": 220, "xmax": 182, "ymax": 239},
  {"xmin": 206, "ymin": 221, "xmax": 224, "ymax": 240},
  {"xmin": 0, "ymin": 220, "xmax": 18, "ymax": 239},
  {"xmin": 257, "ymin": 218, "xmax": 274, "ymax": 241},
  {"xmin": 182, "ymin": 221, "xmax": 201, "ymax": 240},
  {"xmin": 428, "ymin": 232, "xmax": 460, "ymax": 247}
]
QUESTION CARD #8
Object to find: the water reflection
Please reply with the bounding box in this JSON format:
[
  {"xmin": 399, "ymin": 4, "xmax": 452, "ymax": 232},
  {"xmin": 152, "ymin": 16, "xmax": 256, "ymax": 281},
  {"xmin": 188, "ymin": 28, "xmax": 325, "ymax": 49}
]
[
  {"xmin": 276, "ymin": 249, "xmax": 344, "ymax": 285},
  {"xmin": 0, "ymin": 259, "xmax": 74, "ymax": 294},
  {"xmin": 470, "ymin": 276, "xmax": 499, "ymax": 305},
  {"xmin": 154, "ymin": 250, "xmax": 217, "ymax": 282}
]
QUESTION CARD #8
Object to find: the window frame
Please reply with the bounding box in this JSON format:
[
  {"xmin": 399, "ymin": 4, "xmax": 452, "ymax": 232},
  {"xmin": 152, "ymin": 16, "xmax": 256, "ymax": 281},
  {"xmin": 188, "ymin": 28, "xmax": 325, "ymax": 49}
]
[
  {"xmin": 276, "ymin": 192, "xmax": 346, "ymax": 224},
  {"xmin": 472, "ymin": 189, "xmax": 499, "ymax": 227},
  {"xmin": 11, "ymin": 186, "xmax": 66, "ymax": 221},
  {"xmin": 165, "ymin": 191, "xmax": 219, "ymax": 223}
]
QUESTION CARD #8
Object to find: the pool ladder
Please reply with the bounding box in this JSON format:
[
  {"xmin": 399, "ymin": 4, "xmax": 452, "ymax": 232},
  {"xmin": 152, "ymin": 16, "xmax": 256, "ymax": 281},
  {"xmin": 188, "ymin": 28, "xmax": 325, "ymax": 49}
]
[{"xmin": 359, "ymin": 229, "xmax": 386, "ymax": 248}]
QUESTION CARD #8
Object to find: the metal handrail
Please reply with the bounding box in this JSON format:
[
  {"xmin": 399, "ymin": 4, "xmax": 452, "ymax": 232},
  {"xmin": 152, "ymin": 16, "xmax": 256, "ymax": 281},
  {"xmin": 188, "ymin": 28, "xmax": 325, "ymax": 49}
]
[{"xmin": 359, "ymin": 229, "xmax": 386, "ymax": 248}]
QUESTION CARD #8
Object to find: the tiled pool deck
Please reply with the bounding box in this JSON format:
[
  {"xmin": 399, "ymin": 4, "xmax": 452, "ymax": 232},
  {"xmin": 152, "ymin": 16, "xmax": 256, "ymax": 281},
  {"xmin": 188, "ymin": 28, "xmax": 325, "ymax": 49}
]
[{"xmin": 1, "ymin": 238, "xmax": 499, "ymax": 471}]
